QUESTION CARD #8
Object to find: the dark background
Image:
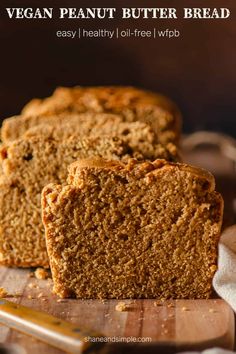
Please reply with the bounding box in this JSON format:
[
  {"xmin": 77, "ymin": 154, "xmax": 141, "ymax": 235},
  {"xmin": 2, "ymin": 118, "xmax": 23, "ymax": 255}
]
[{"xmin": 0, "ymin": 0, "xmax": 236, "ymax": 136}]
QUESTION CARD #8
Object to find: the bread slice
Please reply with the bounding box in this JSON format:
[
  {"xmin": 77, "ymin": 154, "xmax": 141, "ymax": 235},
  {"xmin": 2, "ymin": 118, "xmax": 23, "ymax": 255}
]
[
  {"xmin": 2, "ymin": 86, "xmax": 181, "ymax": 144},
  {"xmin": 0, "ymin": 136, "xmax": 141, "ymax": 268},
  {"xmin": 42, "ymin": 158, "xmax": 223, "ymax": 299},
  {"xmin": 23, "ymin": 117, "xmax": 179, "ymax": 162}
]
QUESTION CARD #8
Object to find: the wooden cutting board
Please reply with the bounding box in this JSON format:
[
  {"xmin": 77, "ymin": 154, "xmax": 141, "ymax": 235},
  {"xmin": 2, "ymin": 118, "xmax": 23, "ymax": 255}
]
[{"xmin": 0, "ymin": 266, "xmax": 234, "ymax": 354}]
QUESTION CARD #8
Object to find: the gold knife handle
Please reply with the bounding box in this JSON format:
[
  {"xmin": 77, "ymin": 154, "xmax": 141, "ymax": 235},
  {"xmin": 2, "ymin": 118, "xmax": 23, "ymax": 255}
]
[{"xmin": 0, "ymin": 299, "xmax": 106, "ymax": 354}]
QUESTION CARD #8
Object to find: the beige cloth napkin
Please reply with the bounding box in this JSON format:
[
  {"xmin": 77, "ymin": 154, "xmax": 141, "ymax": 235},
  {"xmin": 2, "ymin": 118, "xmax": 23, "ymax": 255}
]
[
  {"xmin": 213, "ymin": 225, "xmax": 236, "ymax": 312},
  {"xmin": 178, "ymin": 226, "xmax": 236, "ymax": 354}
]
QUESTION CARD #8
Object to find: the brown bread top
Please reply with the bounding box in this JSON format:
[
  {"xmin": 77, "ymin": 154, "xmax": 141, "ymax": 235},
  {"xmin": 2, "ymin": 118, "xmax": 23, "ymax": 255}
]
[
  {"xmin": 2, "ymin": 86, "xmax": 181, "ymax": 144},
  {"xmin": 42, "ymin": 158, "xmax": 223, "ymax": 299}
]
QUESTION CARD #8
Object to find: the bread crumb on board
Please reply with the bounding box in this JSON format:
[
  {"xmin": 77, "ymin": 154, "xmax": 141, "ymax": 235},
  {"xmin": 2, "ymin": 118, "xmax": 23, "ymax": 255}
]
[
  {"xmin": 115, "ymin": 302, "xmax": 129, "ymax": 312},
  {"xmin": 209, "ymin": 308, "xmax": 217, "ymax": 313},
  {"xmin": 28, "ymin": 283, "xmax": 38, "ymax": 289},
  {"xmin": 0, "ymin": 287, "xmax": 8, "ymax": 298},
  {"xmin": 34, "ymin": 268, "xmax": 49, "ymax": 280},
  {"xmin": 14, "ymin": 292, "xmax": 22, "ymax": 297},
  {"xmin": 154, "ymin": 300, "xmax": 163, "ymax": 307},
  {"xmin": 181, "ymin": 307, "xmax": 190, "ymax": 312}
]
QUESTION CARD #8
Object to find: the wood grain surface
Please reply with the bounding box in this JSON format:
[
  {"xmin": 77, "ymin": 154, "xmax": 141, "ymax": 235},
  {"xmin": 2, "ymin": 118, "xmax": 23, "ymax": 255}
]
[{"xmin": 0, "ymin": 266, "xmax": 234, "ymax": 354}]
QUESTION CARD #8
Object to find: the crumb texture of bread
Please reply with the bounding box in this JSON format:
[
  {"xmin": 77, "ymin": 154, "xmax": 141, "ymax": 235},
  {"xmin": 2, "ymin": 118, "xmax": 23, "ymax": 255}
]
[
  {"xmin": 42, "ymin": 158, "xmax": 223, "ymax": 299},
  {"xmin": 0, "ymin": 136, "xmax": 137, "ymax": 268},
  {"xmin": 2, "ymin": 86, "xmax": 181, "ymax": 145},
  {"xmin": 22, "ymin": 116, "xmax": 180, "ymax": 162}
]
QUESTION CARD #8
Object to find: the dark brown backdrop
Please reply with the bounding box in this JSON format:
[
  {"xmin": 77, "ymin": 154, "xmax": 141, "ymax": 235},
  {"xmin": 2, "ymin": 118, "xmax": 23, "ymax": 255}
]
[{"xmin": 0, "ymin": 0, "xmax": 236, "ymax": 136}]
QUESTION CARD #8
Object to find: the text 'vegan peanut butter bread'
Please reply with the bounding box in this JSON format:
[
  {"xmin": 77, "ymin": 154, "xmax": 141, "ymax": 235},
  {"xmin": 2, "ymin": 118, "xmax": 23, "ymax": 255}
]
[
  {"xmin": 1, "ymin": 86, "xmax": 181, "ymax": 144},
  {"xmin": 42, "ymin": 158, "xmax": 223, "ymax": 299},
  {"xmin": 0, "ymin": 136, "xmax": 140, "ymax": 268}
]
